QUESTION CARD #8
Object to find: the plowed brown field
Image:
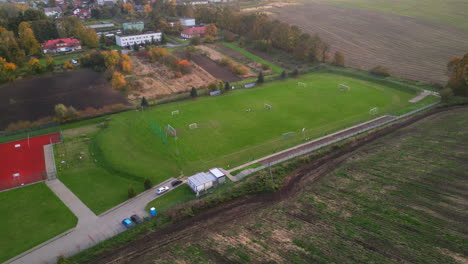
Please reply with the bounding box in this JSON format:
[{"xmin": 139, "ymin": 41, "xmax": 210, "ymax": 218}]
[{"xmin": 270, "ymin": 3, "xmax": 468, "ymax": 84}]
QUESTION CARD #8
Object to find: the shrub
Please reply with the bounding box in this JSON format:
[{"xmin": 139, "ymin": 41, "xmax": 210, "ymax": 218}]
[
  {"xmin": 261, "ymin": 63, "xmax": 270, "ymax": 70},
  {"xmin": 257, "ymin": 71, "xmax": 264, "ymax": 84},
  {"xmin": 333, "ymin": 51, "xmax": 345, "ymax": 67},
  {"xmin": 370, "ymin": 65, "xmax": 391, "ymax": 77},
  {"xmin": 220, "ymin": 57, "xmax": 232, "ymax": 67},
  {"xmin": 234, "ymin": 65, "xmax": 248, "ymax": 75},
  {"xmin": 440, "ymin": 87, "xmax": 454, "ymax": 102},
  {"xmin": 190, "ymin": 87, "xmax": 198, "ymax": 97},
  {"xmin": 190, "ymin": 36, "xmax": 201, "ymax": 46},
  {"xmin": 144, "ymin": 178, "xmax": 153, "ymax": 190},
  {"xmin": 204, "ymin": 35, "xmax": 215, "ymax": 43},
  {"xmin": 224, "ymin": 30, "xmax": 235, "ymax": 42},
  {"xmin": 128, "ymin": 185, "xmax": 136, "ymax": 198},
  {"xmin": 280, "ymin": 70, "xmax": 287, "ymax": 79}
]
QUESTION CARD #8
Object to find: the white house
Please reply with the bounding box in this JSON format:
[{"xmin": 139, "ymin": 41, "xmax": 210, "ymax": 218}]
[
  {"xmin": 43, "ymin": 7, "xmax": 62, "ymax": 18},
  {"xmin": 115, "ymin": 32, "xmax": 162, "ymax": 48},
  {"xmin": 179, "ymin": 17, "xmax": 196, "ymax": 27}
]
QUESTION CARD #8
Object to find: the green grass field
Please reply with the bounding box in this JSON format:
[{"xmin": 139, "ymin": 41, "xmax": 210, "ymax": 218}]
[
  {"xmin": 145, "ymin": 185, "xmax": 195, "ymax": 212},
  {"xmin": 0, "ymin": 183, "xmax": 77, "ymax": 263},
  {"xmin": 314, "ymin": 0, "xmax": 468, "ymax": 30},
  {"xmin": 55, "ymin": 70, "xmax": 436, "ymax": 213},
  {"xmin": 223, "ymin": 42, "xmax": 283, "ymax": 72}
]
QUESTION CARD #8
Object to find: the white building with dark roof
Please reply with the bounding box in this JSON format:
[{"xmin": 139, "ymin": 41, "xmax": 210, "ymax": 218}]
[{"xmin": 115, "ymin": 32, "xmax": 162, "ymax": 48}]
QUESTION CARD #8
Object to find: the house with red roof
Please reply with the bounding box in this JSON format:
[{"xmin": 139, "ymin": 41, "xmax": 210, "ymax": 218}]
[
  {"xmin": 42, "ymin": 38, "xmax": 82, "ymax": 54},
  {"xmin": 181, "ymin": 26, "xmax": 206, "ymax": 39},
  {"xmin": 73, "ymin": 8, "xmax": 91, "ymax": 19}
]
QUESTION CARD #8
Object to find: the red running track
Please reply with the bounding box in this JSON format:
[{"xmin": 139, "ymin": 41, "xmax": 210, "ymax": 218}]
[{"xmin": 0, "ymin": 133, "xmax": 60, "ymax": 191}]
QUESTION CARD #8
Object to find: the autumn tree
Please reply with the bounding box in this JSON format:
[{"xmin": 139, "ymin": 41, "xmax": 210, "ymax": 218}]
[
  {"xmin": 446, "ymin": 53, "xmax": 468, "ymax": 96},
  {"xmin": 102, "ymin": 50, "xmax": 121, "ymax": 70},
  {"xmin": 178, "ymin": 59, "xmax": 191, "ymax": 74},
  {"xmin": 333, "ymin": 51, "xmax": 345, "ymax": 67},
  {"xmin": 111, "ymin": 71, "xmax": 126, "ymax": 90},
  {"xmin": 0, "ymin": 57, "xmax": 17, "ymax": 83},
  {"xmin": 122, "ymin": 3, "xmax": 135, "ymax": 14},
  {"xmin": 27, "ymin": 57, "xmax": 44, "ymax": 74},
  {"xmin": 144, "ymin": 4, "xmax": 152, "ymax": 15},
  {"xmin": 148, "ymin": 47, "xmax": 169, "ymax": 62},
  {"xmin": 0, "ymin": 27, "xmax": 25, "ymax": 66},
  {"xmin": 63, "ymin": 61, "xmax": 74, "ymax": 70},
  {"xmin": 45, "ymin": 56, "xmax": 55, "ymax": 72},
  {"xmin": 207, "ymin": 81, "xmax": 218, "ymax": 92},
  {"xmin": 55, "ymin": 104, "xmax": 68, "ymax": 120},
  {"xmin": 120, "ymin": 54, "xmax": 132, "ymax": 73},
  {"xmin": 18, "ymin": 22, "xmax": 40, "ymax": 55},
  {"xmin": 205, "ymin": 24, "xmax": 218, "ymax": 38}
]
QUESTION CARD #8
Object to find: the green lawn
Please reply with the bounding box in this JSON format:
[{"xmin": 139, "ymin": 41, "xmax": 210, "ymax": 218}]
[
  {"xmin": 55, "ymin": 132, "xmax": 144, "ymax": 215},
  {"xmin": 317, "ymin": 0, "xmax": 468, "ymax": 30},
  {"xmin": 222, "ymin": 42, "xmax": 283, "ymax": 72},
  {"xmin": 56, "ymin": 70, "xmax": 437, "ymax": 213},
  {"xmin": 0, "ymin": 183, "xmax": 77, "ymax": 263},
  {"xmin": 145, "ymin": 184, "xmax": 195, "ymax": 213}
]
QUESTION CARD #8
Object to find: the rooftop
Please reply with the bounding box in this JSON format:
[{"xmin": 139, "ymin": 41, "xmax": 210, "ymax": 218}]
[
  {"xmin": 188, "ymin": 172, "xmax": 216, "ymax": 187},
  {"xmin": 209, "ymin": 168, "xmax": 225, "ymax": 178}
]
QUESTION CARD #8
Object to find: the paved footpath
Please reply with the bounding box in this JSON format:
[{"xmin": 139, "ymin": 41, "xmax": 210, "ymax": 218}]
[{"xmin": 6, "ymin": 177, "xmax": 177, "ymax": 264}]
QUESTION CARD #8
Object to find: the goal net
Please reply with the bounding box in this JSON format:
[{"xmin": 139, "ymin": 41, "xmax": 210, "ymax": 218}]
[
  {"xmin": 298, "ymin": 82, "xmax": 307, "ymax": 87},
  {"xmin": 369, "ymin": 107, "xmax": 379, "ymax": 115},
  {"xmin": 189, "ymin": 123, "xmax": 198, "ymax": 129},
  {"xmin": 172, "ymin": 110, "xmax": 180, "ymax": 116},
  {"xmin": 264, "ymin": 103, "xmax": 272, "ymax": 110},
  {"xmin": 338, "ymin": 84, "xmax": 351, "ymax": 92},
  {"xmin": 167, "ymin": 124, "xmax": 177, "ymax": 136}
]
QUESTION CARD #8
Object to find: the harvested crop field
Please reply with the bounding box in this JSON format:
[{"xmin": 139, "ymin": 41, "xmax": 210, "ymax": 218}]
[
  {"xmin": 127, "ymin": 57, "xmax": 216, "ymax": 100},
  {"xmin": 269, "ymin": 2, "xmax": 468, "ymax": 84},
  {"xmin": 191, "ymin": 54, "xmax": 242, "ymax": 82},
  {"xmin": 0, "ymin": 69, "xmax": 127, "ymax": 130},
  {"xmin": 86, "ymin": 106, "xmax": 468, "ymax": 264}
]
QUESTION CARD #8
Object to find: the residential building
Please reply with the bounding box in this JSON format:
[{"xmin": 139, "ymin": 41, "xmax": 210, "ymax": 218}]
[
  {"xmin": 42, "ymin": 38, "xmax": 81, "ymax": 53},
  {"xmin": 115, "ymin": 32, "xmax": 162, "ymax": 48},
  {"xmin": 180, "ymin": 26, "xmax": 206, "ymax": 39},
  {"xmin": 123, "ymin": 21, "xmax": 144, "ymax": 33},
  {"xmin": 43, "ymin": 7, "xmax": 62, "ymax": 18},
  {"xmin": 73, "ymin": 8, "xmax": 91, "ymax": 19},
  {"xmin": 179, "ymin": 17, "xmax": 195, "ymax": 27}
]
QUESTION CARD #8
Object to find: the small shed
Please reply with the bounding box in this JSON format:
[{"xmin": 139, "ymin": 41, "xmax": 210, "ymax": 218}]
[
  {"xmin": 187, "ymin": 172, "xmax": 216, "ymax": 193},
  {"xmin": 209, "ymin": 168, "xmax": 226, "ymax": 184}
]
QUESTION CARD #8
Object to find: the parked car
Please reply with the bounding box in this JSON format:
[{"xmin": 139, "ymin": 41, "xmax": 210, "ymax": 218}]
[
  {"xmin": 121, "ymin": 218, "xmax": 133, "ymax": 228},
  {"xmin": 156, "ymin": 186, "xmax": 169, "ymax": 195},
  {"xmin": 171, "ymin": 180, "xmax": 182, "ymax": 187},
  {"xmin": 130, "ymin": 214, "xmax": 142, "ymax": 224}
]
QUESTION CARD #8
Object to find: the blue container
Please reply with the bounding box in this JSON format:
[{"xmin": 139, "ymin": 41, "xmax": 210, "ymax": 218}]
[{"xmin": 150, "ymin": 207, "xmax": 157, "ymax": 217}]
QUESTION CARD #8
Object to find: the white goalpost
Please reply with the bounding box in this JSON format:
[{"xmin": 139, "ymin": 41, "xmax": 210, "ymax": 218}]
[
  {"xmin": 298, "ymin": 82, "xmax": 307, "ymax": 87},
  {"xmin": 264, "ymin": 103, "xmax": 272, "ymax": 110},
  {"xmin": 338, "ymin": 84, "xmax": 351, "ymax": 92},
  {"xmin": 369, "ymin": 107, "xmax": 379, "ymax": 115},
  {"xmin": 189, "ymin": 123, "xmax": 198, "ymax": 129},
  {"xmin": 171, "ymin": 110, "xmax": 180, "ymax": 116}
]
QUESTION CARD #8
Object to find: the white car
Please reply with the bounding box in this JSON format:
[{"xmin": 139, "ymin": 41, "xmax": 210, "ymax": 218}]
[{"xmin": 156, "ymin": 186, "xmax": 169, "ymax": 195}]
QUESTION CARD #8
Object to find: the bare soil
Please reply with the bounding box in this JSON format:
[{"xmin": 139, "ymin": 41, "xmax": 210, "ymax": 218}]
[
  {"xmin": 88, "ymin": 105, "xmax": 468, "ymax": 264},
  {"xmin": 126, "ymin": 57, "xmax": 217, "ymax": 100},
  {"xmin": 191, "ymin": 54, "xmax": 242, "ymax": 83},
  {"xmin": 0, "ymin": 69, "xmax": 127, "ymax": 130},
  {"xmin": 270, "ymin": 2, "xmax": 468, "ymax": 84}
]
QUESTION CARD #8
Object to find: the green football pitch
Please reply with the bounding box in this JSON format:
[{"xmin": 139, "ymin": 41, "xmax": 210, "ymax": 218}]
[{"xmin": 57, "ymin": 71, "xmax": 437, "ymax": 213}]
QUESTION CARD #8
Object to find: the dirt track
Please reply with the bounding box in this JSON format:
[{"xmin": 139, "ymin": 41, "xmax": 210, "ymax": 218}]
[
  {"xmin": 88, "ymin": 105, "xmax": 464, "ymax": 264},
  {"xmin": 270, "ymin": 3, "xmax": 468, "ymax": 84}
]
